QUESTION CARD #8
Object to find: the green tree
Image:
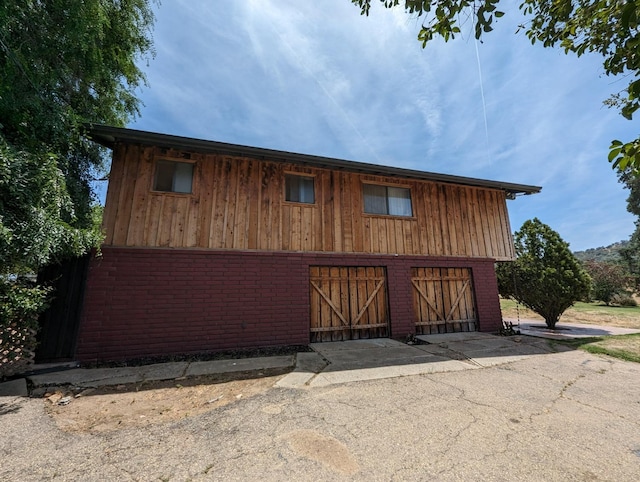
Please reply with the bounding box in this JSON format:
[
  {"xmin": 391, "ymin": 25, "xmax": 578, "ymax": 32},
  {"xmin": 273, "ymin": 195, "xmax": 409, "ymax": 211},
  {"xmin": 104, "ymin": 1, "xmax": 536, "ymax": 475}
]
[
  {"xmin": 619, "ymin": 168, "xmax": 640, "ymax": 290},
  {"xmin": 0, "ymin": 1, "xmax": 155, "ymax": 371},
  {"xmin": 583, "ymin": 260, "xmax": 631, "ymax": 305},
  {"xmin": 497, "ymin": 218, "xmax": 591, "ymax": 329},
  {"xmin": 0, "ymin": 140, "xmax": 103, "ymax": 273},
  {"xmin": 1, "ymin": 1, "xmax": 155, "ymax": 223},
  {"xmin": 0, "ymin": 0, "xmax": 155, "ymax": 264},
  {"xmin": 352, "ymin": 1, "xmax": 640, "ymax": 173},
  {"xmin": 619, "ymin": 230, "xmax": 640, "ymax": 292}
]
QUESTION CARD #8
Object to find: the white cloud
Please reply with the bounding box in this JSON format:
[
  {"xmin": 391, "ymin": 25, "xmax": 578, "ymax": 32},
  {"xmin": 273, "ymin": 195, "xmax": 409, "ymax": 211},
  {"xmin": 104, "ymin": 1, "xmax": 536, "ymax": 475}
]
[{"xmin": 129, "ymin": 0, "xmax": 637, "ymax": 251}]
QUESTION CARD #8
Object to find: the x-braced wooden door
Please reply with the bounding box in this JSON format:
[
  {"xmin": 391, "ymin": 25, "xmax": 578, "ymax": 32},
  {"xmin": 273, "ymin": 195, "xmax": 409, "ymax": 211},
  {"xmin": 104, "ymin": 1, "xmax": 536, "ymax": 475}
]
[
  {"xmin": 411, "ymin": 267, "xmax": 477, "ymax": 334},
  {"xmin": 309, "ymin": 266, "xmax": 389, "ymax": 342}
]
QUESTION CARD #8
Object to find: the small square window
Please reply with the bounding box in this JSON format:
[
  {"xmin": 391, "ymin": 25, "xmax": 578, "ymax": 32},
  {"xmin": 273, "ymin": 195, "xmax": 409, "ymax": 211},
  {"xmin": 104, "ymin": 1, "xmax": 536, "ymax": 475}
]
[
  {"xmin": 363, "ymin": 184, "xmax": 412, "ymax": 216},
  {"xmin": 285, "ymin": 174, "xmax": 315, "ymax": 204},
  {"xmin": 153, "ymin": 160, "xmax": 193, "ymax": 193}
]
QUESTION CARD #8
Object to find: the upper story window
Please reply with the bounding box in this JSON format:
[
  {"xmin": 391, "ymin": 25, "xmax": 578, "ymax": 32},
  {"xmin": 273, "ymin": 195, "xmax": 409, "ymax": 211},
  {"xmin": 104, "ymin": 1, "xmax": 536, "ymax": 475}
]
[
  {"xmin": 363, "ymin": 183, "xmax": 413, "ymax": 217},
  {"xmin": 153, "ymin": 160, "xmax": 194, "ymax": 194},
  {"xmin": 285, "ymin": 174, "xmax": 315, "ymax": 204}
]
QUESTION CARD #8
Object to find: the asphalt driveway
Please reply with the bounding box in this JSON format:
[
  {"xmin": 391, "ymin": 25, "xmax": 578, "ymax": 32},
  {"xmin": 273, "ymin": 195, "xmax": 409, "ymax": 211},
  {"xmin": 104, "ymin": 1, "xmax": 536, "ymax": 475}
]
[{"xmin": 2, "ymin": 336, "xmax": 639, "ymax": 481}]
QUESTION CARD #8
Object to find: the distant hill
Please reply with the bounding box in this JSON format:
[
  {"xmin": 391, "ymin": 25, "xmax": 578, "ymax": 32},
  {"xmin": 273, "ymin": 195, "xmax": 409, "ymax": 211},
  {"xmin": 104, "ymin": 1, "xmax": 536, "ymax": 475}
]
[{"xmin": 573, "ymin": 241, "xmax": 628, "ymax": 263}]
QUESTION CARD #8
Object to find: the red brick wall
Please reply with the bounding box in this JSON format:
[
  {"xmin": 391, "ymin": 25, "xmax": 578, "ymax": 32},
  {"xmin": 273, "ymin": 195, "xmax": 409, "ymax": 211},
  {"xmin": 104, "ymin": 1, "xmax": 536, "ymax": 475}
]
[{"xmin": 76, "ymin": 247, "xmax": 502, "ymax": 362}]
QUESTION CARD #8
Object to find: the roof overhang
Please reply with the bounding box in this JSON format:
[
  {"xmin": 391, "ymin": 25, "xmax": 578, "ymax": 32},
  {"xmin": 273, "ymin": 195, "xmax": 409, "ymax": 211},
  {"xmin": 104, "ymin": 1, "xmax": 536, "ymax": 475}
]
[{"xmin": 87, "ymin": 124, "xmax": 541, "ymax": 197}]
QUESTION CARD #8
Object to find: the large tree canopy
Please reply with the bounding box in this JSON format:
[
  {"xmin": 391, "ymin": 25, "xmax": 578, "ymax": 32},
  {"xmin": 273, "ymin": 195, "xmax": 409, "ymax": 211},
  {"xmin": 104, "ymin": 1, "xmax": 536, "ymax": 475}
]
[
  {"xmin": 353, "ymin": 0, "xmax": 640, "ymax": 174},
  {"xmin": 0, "ymin": 0, "xmax": 155, "ymax": 226},
  {"xmin": 0, "ymin": 0, "xmax": 155, "ymax": 263},
  {"xmin": 0, "ymin": 1, "xmax": 155, "ymax": 373}
]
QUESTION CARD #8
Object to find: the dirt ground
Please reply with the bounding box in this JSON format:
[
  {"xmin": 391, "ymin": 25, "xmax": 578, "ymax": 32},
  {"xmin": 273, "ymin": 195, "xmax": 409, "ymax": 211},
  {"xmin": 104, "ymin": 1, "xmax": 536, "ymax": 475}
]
[{"xmin": 45, "ymin": 374, "xmax": 284, "ymax": 433}]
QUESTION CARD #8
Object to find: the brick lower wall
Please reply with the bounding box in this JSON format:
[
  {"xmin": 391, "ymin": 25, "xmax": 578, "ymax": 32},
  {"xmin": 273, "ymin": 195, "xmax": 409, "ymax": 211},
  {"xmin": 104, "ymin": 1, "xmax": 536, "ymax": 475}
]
[{"xmin": 75, "ymin": 247, "xmax": 502, "ymax": 362}]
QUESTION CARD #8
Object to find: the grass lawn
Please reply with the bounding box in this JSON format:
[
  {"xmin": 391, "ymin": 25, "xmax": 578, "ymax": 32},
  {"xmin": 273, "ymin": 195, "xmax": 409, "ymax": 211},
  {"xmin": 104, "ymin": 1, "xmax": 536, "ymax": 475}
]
[
  {"xmin": 500, "ymin": 298, "xmax": 640, "ymax": 363},
  {"xmin": 555, "ymin": 334, "xmax": 640, "ymax": 364}
]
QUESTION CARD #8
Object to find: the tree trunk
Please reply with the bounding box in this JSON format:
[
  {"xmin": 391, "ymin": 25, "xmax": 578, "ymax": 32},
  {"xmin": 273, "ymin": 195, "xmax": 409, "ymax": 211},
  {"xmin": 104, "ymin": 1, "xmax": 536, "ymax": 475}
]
[{"xmin": 545, "ymin": 316, "xmax": 560, "ymax": 329}]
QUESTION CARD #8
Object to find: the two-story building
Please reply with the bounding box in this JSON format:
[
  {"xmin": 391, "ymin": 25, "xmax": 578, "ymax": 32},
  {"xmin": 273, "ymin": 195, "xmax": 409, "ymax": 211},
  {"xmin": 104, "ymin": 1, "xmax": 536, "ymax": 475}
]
[{"xmin": 69, "ymin": 125, "xmax": 540, "ymax": 362}]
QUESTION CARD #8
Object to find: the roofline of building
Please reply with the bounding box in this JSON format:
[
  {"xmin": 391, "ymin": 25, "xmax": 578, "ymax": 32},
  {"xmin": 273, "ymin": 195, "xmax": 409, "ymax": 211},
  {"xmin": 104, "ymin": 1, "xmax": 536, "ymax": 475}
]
[{"xmin": 87, "ymin": 124, "xmax": 541, "ymax": 197}]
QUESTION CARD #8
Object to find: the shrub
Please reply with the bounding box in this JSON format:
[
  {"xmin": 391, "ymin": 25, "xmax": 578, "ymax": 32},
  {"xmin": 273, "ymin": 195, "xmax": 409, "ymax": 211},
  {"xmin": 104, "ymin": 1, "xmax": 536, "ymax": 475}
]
[
  {"xmin": 611, "ymin": 293, "xmax": 638, "ymax": 307},
  {"xmin": 497, "ymin": 218, "xmax": 591, "ymax": 329}
]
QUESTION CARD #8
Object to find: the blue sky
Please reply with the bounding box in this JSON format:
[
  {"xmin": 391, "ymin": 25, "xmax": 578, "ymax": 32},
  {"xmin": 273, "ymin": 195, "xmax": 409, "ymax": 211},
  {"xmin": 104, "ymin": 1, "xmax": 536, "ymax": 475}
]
[{"xmin": 127, "ymin": 0, "xmax": 638, "ymax": 252}]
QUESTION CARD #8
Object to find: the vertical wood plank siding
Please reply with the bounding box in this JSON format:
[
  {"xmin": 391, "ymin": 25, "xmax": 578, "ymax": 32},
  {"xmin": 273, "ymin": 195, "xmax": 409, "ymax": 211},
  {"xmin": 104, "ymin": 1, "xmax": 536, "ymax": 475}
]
[{"xmin": 103, "ymin": 145, "xmax": 515, "ymax": 260}]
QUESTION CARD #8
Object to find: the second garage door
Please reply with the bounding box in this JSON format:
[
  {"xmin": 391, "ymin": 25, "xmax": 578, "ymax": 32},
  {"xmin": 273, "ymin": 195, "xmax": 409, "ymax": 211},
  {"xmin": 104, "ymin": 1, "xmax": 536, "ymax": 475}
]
[{"xmin": 411, "ymin": 267, "xmax": 477, "ymax": 334}]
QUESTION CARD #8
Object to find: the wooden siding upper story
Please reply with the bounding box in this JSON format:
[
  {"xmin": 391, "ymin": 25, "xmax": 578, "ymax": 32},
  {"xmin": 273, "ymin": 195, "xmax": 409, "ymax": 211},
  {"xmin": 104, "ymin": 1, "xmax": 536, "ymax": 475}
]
[{"xmin": 102, "ymin": 143, "xmax": 516, "ymax": 260}]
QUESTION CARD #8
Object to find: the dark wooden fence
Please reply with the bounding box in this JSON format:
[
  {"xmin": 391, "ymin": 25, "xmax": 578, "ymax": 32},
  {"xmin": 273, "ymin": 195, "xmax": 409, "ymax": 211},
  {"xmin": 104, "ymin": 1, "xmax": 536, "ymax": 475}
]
[{"xmin": 35, "ymin": 254, "xmax": 91, "ymax": 362}]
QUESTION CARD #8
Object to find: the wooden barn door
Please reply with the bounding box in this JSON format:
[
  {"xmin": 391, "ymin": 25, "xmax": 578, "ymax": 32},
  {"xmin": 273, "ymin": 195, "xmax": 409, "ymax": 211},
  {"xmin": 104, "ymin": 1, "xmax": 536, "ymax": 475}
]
[
  {"xmin": 411, "ymin": 267, "xmax": 477, "ymax": 334},
  {"xmin": 309, "ymin": 266, "xmax": 389, "ymax": 342}
]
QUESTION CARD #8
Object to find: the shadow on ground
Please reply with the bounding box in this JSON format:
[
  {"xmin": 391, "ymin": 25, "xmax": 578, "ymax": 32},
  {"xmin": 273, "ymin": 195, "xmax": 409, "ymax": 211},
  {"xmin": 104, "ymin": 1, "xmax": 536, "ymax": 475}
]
[{"xmin": 277, "ymin": 333, "xmax": 569, "ymax": 388}]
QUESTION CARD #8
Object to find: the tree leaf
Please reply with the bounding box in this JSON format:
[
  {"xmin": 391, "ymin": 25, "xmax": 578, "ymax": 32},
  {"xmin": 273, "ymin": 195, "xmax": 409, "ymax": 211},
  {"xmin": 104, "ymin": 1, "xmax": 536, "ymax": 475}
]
[{"xmin": 609, "ymin": 146, "xmax": 623, "ymax": 162}]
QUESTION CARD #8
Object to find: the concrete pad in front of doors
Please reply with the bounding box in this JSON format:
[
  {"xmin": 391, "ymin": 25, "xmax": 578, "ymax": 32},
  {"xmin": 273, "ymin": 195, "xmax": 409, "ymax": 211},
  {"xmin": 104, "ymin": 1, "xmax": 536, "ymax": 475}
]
[
  {"xmin": 278, "ymin": 335, "xmax": 561, "ymax": 388},
  {"xmin": 416, "ymin": 332, "xmax": 559, "ymax": 368},
  {"xmin": 303, "ymin": 339, "xmax": 479, "ymax": 388}
]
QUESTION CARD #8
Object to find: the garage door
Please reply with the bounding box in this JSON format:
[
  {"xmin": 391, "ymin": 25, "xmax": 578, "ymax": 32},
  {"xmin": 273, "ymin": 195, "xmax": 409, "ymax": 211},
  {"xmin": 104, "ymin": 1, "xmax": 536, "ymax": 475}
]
[
  {"xmin": 309, "ymin": 266, "xmax": 389, "ymax": 342},
  {"xmin": 411, "ymin": 267, "xmax": 477, "ymax": 334}
]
